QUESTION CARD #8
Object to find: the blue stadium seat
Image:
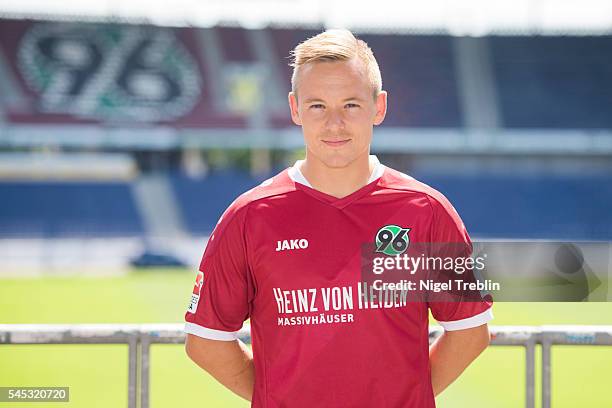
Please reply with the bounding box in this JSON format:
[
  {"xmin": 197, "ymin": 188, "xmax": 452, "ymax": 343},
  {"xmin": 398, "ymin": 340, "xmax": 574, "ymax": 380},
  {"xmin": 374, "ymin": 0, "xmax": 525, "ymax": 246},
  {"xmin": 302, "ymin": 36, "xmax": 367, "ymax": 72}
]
[
  {"xmin": 0, "ymin": 181, "xmax": 144, "ymax": 237},
  {"xmin": 360, "ymin": 34, "xmax": 463, "ymax": 128},
  {"xmin": 417, "ymin": 173, "xmax": 612, "ymax": 240},
  {"xmin": 490, "ymin": 36, "xmax": 612, "ymax": 129},
  {"xmin": 170, "ymin": 171, "xmax": 265, "ymax": 235}
]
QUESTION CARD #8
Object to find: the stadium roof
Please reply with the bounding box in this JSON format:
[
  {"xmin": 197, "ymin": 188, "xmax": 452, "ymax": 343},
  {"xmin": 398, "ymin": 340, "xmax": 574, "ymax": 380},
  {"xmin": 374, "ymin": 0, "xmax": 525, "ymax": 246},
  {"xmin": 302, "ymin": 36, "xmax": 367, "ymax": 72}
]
[{"xmin": 0, "ymin": 0, "xmax": 611, "ymax": 35}]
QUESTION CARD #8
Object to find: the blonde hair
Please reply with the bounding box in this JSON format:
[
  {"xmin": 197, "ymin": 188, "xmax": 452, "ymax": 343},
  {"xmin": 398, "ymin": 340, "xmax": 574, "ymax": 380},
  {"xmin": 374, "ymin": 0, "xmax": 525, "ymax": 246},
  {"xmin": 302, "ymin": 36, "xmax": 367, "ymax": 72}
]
[{"xmin": 289, "ymin": 29, "xmax": 382, "ymax": 100}]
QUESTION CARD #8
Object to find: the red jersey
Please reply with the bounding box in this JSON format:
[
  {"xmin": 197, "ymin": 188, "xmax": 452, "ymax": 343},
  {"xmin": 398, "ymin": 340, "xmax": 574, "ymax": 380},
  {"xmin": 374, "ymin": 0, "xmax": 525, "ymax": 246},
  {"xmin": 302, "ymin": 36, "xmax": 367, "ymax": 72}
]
[{"xmin": 185, "ymin": 156, "xmax": 493, "ymax": 407}]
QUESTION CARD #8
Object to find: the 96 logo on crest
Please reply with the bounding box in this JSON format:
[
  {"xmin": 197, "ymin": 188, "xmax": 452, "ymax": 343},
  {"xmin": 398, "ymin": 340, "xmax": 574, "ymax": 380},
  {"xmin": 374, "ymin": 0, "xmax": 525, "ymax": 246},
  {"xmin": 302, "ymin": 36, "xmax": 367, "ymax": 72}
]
[{"xmin": 375, "ymin": 225, "xmax": 410, "ymax": 256}]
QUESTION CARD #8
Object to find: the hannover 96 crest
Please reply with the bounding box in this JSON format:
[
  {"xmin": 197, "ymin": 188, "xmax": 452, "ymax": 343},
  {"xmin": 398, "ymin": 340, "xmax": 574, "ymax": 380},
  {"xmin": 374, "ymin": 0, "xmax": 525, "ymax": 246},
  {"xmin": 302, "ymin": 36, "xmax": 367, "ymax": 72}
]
[
  {"xmin": 375, "ymin": 225, "xmax": 410, "ymax": 256},
  {"xmin": 18, "ymin": 23, "xmax": 201, "ymax": 122}
]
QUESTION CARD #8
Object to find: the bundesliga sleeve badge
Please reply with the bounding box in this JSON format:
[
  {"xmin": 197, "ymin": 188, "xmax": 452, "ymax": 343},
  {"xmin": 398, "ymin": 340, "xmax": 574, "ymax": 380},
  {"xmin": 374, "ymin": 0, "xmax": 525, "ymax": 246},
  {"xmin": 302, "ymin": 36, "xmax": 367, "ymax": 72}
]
[{"xmin": 187, "ymin": 271, "xmax": 204, "ymax": 313}]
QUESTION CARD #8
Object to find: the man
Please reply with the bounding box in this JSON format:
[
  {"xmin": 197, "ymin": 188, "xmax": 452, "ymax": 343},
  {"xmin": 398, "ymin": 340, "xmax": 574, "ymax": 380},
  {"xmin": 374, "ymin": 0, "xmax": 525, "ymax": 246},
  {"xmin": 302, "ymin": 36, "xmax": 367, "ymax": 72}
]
[{"xmin": 185, "ymin": 29, "xmax": 492, "ymax": 407}]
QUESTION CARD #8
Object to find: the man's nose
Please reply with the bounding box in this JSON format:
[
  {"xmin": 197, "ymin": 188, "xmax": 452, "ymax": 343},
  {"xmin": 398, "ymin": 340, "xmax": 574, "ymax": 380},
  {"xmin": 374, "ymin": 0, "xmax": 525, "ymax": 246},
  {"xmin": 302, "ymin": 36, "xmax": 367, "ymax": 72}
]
[{"xmin": 325, "ymin": 109, "xmax": 345, "ymax": 131}]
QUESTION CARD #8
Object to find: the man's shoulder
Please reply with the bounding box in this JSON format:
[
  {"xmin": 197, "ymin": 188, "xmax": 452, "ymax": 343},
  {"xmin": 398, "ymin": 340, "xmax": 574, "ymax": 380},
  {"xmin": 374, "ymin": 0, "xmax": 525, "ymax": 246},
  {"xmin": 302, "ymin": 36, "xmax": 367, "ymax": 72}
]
[
  {"xmin": 203, "ymin": 169, "xmax": 297, "ymax": 253},
  {"xmin": 379, "ymin": 166, "xmax": 458, "ymax": 215},
  {"xmin": 218, "ymin": 169, "xmax": 297, "ymax": 223},
  {"xmin": 234, "ymin": 168, "xmax": 297, "ymax": 206},
  {"xmin": 380, "ymin": 166, "xmax": 443, "ymax": 201}
]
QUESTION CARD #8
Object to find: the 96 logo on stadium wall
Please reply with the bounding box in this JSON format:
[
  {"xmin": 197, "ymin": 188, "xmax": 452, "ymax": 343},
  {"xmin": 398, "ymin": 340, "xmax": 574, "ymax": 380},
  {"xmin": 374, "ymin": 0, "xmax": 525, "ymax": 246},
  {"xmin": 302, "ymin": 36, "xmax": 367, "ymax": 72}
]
[
  {"xmin": 375, "ymin": 225, "xmax": 411, "ymax": 256},
  {"xmin": 18, "ymin": 23, "xmax": 201, "ymax": 122},
  {"xmin": 187, "ymin": 271, "xmax": 204, "ymax": 313}
]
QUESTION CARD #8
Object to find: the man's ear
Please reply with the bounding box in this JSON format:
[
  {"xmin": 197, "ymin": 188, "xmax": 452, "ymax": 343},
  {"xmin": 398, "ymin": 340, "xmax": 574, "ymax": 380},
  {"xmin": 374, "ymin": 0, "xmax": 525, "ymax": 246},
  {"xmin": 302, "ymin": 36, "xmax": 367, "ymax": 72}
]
[
  {"xmin": 288, "ymin": 92, "xmax": 302, "ymax": 126},
  {"xmin": 373, "ymin": 90, "xmax": 387, "ymax": 126}
]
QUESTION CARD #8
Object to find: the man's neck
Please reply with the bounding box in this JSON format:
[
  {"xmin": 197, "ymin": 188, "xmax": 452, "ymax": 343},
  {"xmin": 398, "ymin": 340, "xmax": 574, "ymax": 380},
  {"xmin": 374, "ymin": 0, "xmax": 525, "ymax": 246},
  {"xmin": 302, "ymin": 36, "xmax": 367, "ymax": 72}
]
[{"xmin": 298, "ymin": 154, "xmax": 376, "ymax": 198}]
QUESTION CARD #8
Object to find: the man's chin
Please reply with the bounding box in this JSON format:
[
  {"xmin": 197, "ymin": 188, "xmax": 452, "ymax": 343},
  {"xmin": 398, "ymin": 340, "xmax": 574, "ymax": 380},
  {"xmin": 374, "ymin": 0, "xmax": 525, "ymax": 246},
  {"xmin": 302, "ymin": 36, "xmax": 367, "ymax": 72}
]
[
  {"xmin": 306, "ymin": 149, "xmax": 366, "ymax": 169},
  {"xmin": 320, "ymin": 155, "xmax": 355, "ymax": 169}
]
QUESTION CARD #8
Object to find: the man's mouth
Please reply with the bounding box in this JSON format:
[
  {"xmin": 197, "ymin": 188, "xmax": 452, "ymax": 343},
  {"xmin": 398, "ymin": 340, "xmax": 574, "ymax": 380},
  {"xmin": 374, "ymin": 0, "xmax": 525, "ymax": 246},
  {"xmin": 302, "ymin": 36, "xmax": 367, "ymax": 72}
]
[{"xmin": 322, "ymin": 139, "xmax": 350, "ymax": 147}]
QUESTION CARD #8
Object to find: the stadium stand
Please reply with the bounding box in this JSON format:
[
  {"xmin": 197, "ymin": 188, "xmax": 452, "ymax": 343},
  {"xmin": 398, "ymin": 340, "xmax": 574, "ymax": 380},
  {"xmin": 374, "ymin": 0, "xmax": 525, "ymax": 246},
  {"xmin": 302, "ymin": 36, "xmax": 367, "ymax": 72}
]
[
  {"xmin": 418, "ymin": 173, "xmax": 612, "ymax": 240},
  {"xmin": 1, "ymin": 20, "xmax": 610, "ymax": 130},
  {"xmin": 360, "ymin": 34, "xmax": 463, "ymax": 127},
  {"xmin": 0, "ymin": 180, "xmax": 144, "ymax": 237},
  {"xmin": 170, "ymin": 170, "xmax": 263, "ymax": 235},
  {"xmin": 3, "ymin": 170, "xmax": 610, "ymax": 240},
  {"xmin": 0, "ymin": 17, "xmax": 610, "ymax": 244},
  {"xmin": 217, "ymin": 26, "xmax": 256, "ymax": 63},
  {"xmin": 490, "ymin": 36, "xmax": 612, "ymax": 129}
]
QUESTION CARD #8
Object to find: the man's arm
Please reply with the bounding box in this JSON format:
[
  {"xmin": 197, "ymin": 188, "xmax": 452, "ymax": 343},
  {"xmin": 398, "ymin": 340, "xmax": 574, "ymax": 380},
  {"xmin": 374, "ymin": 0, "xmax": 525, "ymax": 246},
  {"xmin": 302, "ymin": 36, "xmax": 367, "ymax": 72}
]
[
  {"xmin": 429, "ymin": 323, "xmax": 491, "ymax": 397},
  {"xmin": 185, "ymin": 334, "xmax": 255, "ymax": 401}
]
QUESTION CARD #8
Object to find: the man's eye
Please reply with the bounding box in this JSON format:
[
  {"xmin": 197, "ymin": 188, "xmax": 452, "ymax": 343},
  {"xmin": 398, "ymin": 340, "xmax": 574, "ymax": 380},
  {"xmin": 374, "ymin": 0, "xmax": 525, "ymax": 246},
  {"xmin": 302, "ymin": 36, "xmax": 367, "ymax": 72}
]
[
  {"xmin": 346, "ymin": 103, "xmax": 360, "ymax": 108},
  {"xmin": 309, "ymin": 104, "xmax": 324, "ymax": 109}
]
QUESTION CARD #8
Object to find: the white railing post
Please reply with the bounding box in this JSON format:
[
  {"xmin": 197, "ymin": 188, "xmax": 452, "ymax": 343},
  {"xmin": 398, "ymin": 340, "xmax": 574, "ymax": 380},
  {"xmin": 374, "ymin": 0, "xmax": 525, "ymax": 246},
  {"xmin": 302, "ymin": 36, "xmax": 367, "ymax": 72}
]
[
  {"xmin": 525, "ymin": 338, "xmax": 536, "ymax": 408},
  {"xmin": 140, "ymin": 334, "xmax": 151, "ymax": 408},
  {"xmin": 542, "ymin": 336, "xmax": 552, "ymax": 408},
  {"xmin": 128, "ymin": 337, "xmax": 138, "ymax": 408}
]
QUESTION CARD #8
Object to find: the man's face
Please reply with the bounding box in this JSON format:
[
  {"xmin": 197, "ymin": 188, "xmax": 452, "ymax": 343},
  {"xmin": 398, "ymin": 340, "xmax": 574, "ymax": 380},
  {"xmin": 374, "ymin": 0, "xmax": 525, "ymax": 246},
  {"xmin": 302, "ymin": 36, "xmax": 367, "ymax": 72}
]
[{"xmin": 288, "ymin": 58, "xmax": 387, "ymax": 169}]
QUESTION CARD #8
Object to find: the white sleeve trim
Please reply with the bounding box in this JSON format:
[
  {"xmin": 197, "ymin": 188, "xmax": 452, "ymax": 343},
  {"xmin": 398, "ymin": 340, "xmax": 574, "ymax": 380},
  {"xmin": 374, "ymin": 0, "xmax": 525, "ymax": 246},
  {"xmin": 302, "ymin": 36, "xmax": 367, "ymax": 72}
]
[
  {"xmin": 436, "ymin": 307, "xmax": 494, "ymax": 331},
  {"xmin": 184, "ymin": 322, "xmax": 239, "ymax": 341}
]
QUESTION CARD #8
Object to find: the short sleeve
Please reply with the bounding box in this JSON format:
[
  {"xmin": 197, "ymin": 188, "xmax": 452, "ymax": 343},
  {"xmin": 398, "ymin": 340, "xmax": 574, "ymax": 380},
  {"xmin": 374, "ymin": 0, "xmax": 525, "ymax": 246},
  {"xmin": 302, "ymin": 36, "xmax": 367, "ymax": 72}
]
[
  {"xmin": 426, "ymin": 194, "xmax": 493, "ymax": 331},
  {"xmin": 184, "ymin": 202, "xmax": 253, "ymax": 341}
]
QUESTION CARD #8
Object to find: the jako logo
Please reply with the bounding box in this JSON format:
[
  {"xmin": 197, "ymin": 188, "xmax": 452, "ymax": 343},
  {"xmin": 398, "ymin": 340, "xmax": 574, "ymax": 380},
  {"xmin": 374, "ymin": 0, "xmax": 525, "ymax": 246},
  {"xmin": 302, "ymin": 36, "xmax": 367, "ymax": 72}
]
[{"xmin": 276, "ymin": 239, "xmax": 309, "ymax": 252}]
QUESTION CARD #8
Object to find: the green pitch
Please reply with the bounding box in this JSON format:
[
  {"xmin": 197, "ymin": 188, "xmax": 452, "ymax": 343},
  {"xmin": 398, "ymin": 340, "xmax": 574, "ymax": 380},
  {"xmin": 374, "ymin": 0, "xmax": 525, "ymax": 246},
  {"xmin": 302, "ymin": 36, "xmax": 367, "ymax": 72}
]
[{"xmin": 0, "ymin": 270, "xmax": 611, "ymax": 407}]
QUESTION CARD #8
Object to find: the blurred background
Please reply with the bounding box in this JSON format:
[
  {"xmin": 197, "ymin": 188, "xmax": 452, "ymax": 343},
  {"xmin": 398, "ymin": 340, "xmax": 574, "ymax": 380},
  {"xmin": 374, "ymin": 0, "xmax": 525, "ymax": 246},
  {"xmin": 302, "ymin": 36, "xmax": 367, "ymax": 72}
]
[{"xmin": 0, "ymin": 1, "xmax": 611, "ymax": 407}]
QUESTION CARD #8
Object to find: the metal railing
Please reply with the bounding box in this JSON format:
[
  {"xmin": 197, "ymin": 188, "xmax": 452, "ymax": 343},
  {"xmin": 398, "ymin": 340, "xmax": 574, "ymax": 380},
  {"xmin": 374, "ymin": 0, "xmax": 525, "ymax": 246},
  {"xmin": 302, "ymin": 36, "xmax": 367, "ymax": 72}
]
[{"xmin": 1, "ymin": 324, "xmax": 611, "ymax": 408}]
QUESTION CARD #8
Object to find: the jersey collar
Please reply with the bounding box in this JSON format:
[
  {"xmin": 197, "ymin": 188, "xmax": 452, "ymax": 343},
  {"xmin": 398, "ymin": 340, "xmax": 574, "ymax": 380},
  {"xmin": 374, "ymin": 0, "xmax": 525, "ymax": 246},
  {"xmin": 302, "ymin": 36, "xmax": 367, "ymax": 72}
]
[{"xmin": 287, "ymin": 155, "xmax": 385, "ymax": 188}]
